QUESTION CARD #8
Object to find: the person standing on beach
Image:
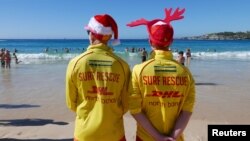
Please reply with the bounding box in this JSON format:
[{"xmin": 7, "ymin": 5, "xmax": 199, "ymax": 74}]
[
  {"xmin": 127, "ymin": 8, "xmax": 196, "ymax": 141},
  {"xmin": 66, "ymin": 14, "xmax": 131, "ymax": 141},
  {"xmin": 185, "ymin": 48, "xmax": 191, "ymax": 67},
  {"xmin": 141, "ymin": 48, "xmax": 148, "ymax": 63},
  {"xmin": 0, "ymin": 48, "xmax": 5, "ymax": 68},
  {"xmin": 177, "ymin": 51, "xmax": 185, "ymax": 66},
  {"xmin": 4, "ymin": 50, "xmax": 11, "ymax": 68}
]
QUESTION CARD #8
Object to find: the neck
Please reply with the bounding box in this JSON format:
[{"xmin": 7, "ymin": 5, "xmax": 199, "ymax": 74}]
[
  {"xmin": 91, "ymin": 40, "xmax": 104, "ymax": 45},
  {"xmin": 152, "ymin": 47, "xmax": 170, "ymax": 51},
  {"xmin": 91, "ymin": 39, "xmax": 108, "ymax": 45}
]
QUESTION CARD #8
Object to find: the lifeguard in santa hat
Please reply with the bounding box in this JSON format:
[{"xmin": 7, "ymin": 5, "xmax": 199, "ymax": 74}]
[
  {"xmin": 127, "ymin": 8, "xmax": 196, "ymax": 141},
  {"xmin": 66, "ymin": 14, "xmax": 131, "ymax": 141}
]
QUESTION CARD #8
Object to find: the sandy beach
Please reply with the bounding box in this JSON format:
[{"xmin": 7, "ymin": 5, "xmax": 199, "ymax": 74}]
[{"xmin": 1, "ymin": 59, "xmax": 250, "ymax": 141}]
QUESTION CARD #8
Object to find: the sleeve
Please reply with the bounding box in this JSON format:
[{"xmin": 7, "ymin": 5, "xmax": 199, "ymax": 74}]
[
  {"xmin": 129, "ymin": 65, "xmax": 143, "ymax": 114},
  {"xmin": 65, "ymin": 59, "xmax": 78, "ymax": 112},
  {"xmin": 182, "ymin": 72, "xmax": 196, "ymax": 112},
  {"xmin": 121, "ymin": 65, "xmax": 132, "ymax": 114}
]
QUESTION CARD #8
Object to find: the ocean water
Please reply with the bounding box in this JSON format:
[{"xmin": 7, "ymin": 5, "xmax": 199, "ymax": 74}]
[{"xmin": 1, "ymin": 39, "xmax": 250, "ymax": 65}]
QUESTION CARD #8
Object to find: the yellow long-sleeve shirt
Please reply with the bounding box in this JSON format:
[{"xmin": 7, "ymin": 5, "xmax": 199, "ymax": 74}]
[
  {"xmin": 66, "ymin": 43, "xmax": 131, "ymax": 141},
  {"xmin": 129, "ymin": 50, "xmax": 196, "ymax": 141}
]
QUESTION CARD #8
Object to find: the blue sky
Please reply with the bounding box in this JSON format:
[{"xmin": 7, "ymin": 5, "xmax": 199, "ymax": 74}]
[{"xmin": 0, "ymin": 0, "xmax": 250, "ymax": 39}]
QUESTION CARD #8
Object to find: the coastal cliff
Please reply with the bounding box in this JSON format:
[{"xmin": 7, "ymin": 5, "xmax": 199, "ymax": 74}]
[{"xmin": 182, "ymin": 31, "xmax": 250, "ymax": 40}]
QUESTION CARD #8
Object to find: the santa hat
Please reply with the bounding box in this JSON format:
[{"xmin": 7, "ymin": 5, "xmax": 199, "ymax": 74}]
[
  {"xmin": 85, "ymin": 14, "xmax": 120, "ymax": 46},
  {"xmin": 127, "ymin": 8, "xmax": 185, "ymax": 49}
]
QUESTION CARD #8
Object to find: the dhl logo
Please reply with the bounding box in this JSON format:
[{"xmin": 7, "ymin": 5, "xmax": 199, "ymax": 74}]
[
  {"xmin": 146, "ymin": 90, "xmax": 183, "ymax": 98},
  {"xmin": 87, "ymin": 86, "xmax": 113, "ymax": 95}
]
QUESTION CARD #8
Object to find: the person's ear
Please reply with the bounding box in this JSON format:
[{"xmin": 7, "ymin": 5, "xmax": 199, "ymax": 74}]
[
  {"xmin": 91, "ymin": 32, "xmax": 98, "ymax": 40},
  {"xmin": 102, "ymin": 35, "xmax": 112, "ymax": 41}
]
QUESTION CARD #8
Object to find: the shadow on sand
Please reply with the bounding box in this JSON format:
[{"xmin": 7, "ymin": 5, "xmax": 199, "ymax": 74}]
[
  {"xmin": 0, "ymin": 139, "xmax": 73, "ymax": 141},
  {"xmin": 0, "ymin": 118, "xmax": 68, "ymax": 126},
  {"xmin": 0, "ymin": 104, "xmax": 40, "ymax": 109},
  {"xmin": 195, "ymin": 82, "xmax": 218, "ymax": 86}
]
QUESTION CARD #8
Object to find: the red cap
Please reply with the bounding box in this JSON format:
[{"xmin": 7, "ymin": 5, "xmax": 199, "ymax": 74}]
[{"xmin": 149, "ymin": 21, "xmax": 173, "ymax": 47}]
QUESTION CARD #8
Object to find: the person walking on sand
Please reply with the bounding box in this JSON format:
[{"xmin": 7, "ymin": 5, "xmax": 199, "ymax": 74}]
[
  {"xmin": 127, "ymin": 8, "xmax": 196, "ymax": 141},
  {"xmin": 13, "ymin": 52, "xmax": 22, "ymax": 64},
  {"xmin": 66, "ymin": 14, "xmax": 131, "ymax": 141}
]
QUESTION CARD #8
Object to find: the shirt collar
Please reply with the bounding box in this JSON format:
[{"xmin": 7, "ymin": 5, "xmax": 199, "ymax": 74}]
[
  {"xmin": 154, "ymin": 50, "xmax": 173, "ymax": 60},
  {"xmin": 87, "ymin": 43, "xmax": 113, "ymax": 52}
]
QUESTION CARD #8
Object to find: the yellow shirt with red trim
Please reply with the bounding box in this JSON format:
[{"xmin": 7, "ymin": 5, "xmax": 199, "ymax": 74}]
[
  {"xmin": 129, "ymin": 50, "xmax": 196, "ymax": 141},
  {"xmin": 66, "ymin": 43, "xmax": 131, "ymax": 141}
]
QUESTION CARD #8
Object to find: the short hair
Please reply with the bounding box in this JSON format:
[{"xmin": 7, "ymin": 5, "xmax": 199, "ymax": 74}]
[{"xmin": 178, "ymin": 51, "xmax": 184, "ymax": 55}]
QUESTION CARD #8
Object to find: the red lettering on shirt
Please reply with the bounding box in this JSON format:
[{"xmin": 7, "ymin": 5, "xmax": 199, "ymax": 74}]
[
  {"xmin": 147, "ymin": 90, "xmax": 183, "ymax": 98},
  {"xmin": 162, "ymin": 76, "xmax": 187, "ymax": 86},
  {"xmin": 78, "ymin": 71, "xmax": 120, "ymax": 83},
  {"xmin": 142, "ymin": 76, "xmax": 160, "ymax": 85},
  {"xmin": 79, "ymin": 71, "xmax": 94, "ymax": 81},
  {"xmin": 87, "ymin": 86, "xmax": 113, "ymax": 95}
]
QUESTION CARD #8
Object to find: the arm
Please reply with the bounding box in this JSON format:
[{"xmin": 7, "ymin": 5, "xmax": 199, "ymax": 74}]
[
  {"xmin": 65, "ymin": 60, "xmax": 78, "ymax": 112},
  {"xmin": 170, "ymin": 111, "xmax": 192, "ymax": 140},
  {"xmin": 133, "ymin": 112, "xmax": 174, "ymax": 141},
  {"xmin": 121, "ymin": 64, "xmax": 132, "ymax": 114},
  {"xmin": 171, "ymin": 72, "xmax": 196, "ymax": 140}
]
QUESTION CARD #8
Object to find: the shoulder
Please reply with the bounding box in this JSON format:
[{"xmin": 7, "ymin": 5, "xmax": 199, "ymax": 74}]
[
  {"xmin": 109, "ymin": 52, "xmax": 130, "ymax": 68},
  {"xmin": 68, "ymin": 51, "xmax": 93, "ymax": 67},
  {"xmin": 132, "ymin": 59, "xmax": 154, "ymax": 75}
]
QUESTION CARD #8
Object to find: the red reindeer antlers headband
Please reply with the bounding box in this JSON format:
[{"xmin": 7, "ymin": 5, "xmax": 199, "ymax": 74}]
[
  {"xmin": 127, "ymin": 8, "xmax": 185, "ymax": 27},
  {"xmin": 165, "ymin": 8, "xmax": 185, "ymax": 23},
  {"xmin": 127, "ymin": 8, "xmax": 185, "ymax": 48}
]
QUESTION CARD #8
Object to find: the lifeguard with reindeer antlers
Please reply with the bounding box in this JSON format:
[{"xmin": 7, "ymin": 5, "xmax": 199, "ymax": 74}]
[{"xmin": 127, "ymin": 8, "xmax": 196, "ymax": 141}]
